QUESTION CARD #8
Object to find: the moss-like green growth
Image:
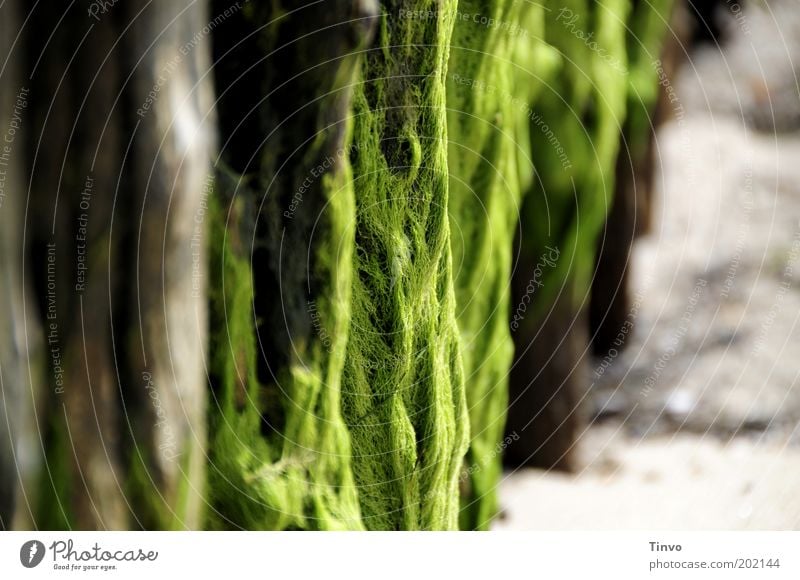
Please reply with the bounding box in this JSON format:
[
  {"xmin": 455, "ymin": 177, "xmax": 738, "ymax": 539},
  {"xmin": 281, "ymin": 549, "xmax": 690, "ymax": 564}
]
[
  {"xmin": 206, "ymin": 175, "xmax": 363, "ymax": 530},
  {"xmin": 343, "ymin": 1, "xmax": 469, "ymax": 530},
  {"xmin": 624, "ymin": 1, "xmax": 676, "ymax": 168},
  {"xmin": 452, "ymin": 0, "xmax": 673, "ymax": 521},
  {"xmin": 205, "ymin": 0, "xmax": 673, "ymax": 531},
  {"xmin": 518, "ymin": 0, "xmax": 631, "ymax": 322},
  {"xmin": 521, "ymin": 0, "xmax": 674, "ymax": 319},
  {"xmin": 511, "ymin": 0, "xmax": 673, "ymax": 347},
  {"xmin": 445, "ymin": 0, "xmax": 550, "ymax": 530},
  {"xmin": 124, "ymin": 446, "xmax": 196, "ymax": 530},
  {"xmin": 505, "ymin": 0, "xmax": 673, "ymax": 473},
  {"xmin": 206, "ymin": 1, "xmax": 373, "ymax": 530},
  {"xmin": 9, "ymin": 0, "xmax": 677, "ymax": 532}
]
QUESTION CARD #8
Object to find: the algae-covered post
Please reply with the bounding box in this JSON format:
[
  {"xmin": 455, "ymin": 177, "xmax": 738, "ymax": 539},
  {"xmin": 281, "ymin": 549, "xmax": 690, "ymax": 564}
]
[
  {"xmin": 343, "ymin": 1, "xmax": 470, "ymax": 530},
  {"xmin": 445, "ymin": 0, "xmax": 551, "ymax": 530},
  {"xmin": 505, "ymin": 0, "xmax": 631, "ymax": 471},
  {"xmin": 0, "ymin": 0, "xmax": 677, "ymax": 532},
  {"xmin": 590, "ymin": 0, "xmax": 676, "ymax": 356},
  {"xmin": 206, "ymin": 0, "xmax": 377, "ymax": 530}
]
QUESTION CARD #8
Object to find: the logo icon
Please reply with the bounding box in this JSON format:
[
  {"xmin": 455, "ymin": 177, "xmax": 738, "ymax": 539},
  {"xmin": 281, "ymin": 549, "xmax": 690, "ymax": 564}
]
[{"xmin": 20, "ymin": 540, "xmax": 45, "ymax": 568}]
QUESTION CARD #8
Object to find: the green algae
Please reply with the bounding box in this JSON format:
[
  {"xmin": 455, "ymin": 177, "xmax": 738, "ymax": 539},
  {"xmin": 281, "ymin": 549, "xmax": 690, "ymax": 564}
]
[
  {"xmin": 449, "ymin": 0, "xmax": 673, "ymax": 525},
  {"xmin": 625, "ymin": 1, "xmax": 677, "ymax": 169},
  {"xmin": 342, "ymin": 1, "xmax": 469, "ymax": 530},
  {"xmin": 4, "ymin": 0, "xmax": 679, "ymax": 533},
  {"xmin": 517, "ymin": 0, "xmax": 632, "ymax": 325},
  {"xmin": 206, "ymin": 175, "xmax": 363, "ymax": 530},
  {"xmin": 205, "ymin": 0, "xmax": 673, "ymax": 531},
  {"xmin": 205, "ymin": 1, "xmax": 371, "ymax": 530},
  {"xmin": 445, "ymin": 0, "xmax": 551, "ymax": 530},
  {"xmin": 518, "ymin": 0, "xmax": 673, "ymax": 321}
]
